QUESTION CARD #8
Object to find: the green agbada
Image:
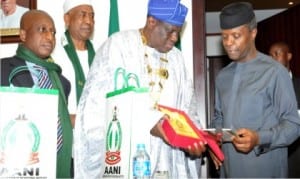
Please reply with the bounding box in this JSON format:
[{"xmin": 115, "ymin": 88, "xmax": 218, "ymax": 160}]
[
  {"xmin": 16, "ymin": 44, "xmax": 73, "ymax": 178},
  {"xmin": 63, "ymin": 30, "xmax": 95, "ymax": 104}
]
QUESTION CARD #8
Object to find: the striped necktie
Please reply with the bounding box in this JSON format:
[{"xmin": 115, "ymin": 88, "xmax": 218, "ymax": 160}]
[
  {"xmin": 35, "ymin": 66, "xmax": 53, "ymax": 89},
  {"xmin": 34, "ymin": 65, "xmax": 63, "ymax": 153}
]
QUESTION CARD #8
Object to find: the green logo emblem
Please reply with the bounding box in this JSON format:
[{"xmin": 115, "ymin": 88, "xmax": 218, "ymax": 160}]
[
  {"xmin": 0, "ymin": 114, "xmax": 40, "ymax": 165},
  {"xmin": 105, "ymin": 106, "xmax": 122, "ymax": 165}
]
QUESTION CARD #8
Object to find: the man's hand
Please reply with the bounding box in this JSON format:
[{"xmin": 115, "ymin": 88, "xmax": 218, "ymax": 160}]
[
  {"xmin": 208, "ymin": 149, "xmax": 223, "ymax": 170},
  {"xmin": 185, "ymin": 141, "xmax": 207, "ymax": 157},
  {"xmin": 232, "ymin": 128, "xmax": 259, "ymax": 153},
  {"xmin": 150, "ymin": 115, "xmax": 207, "ymax": 157},
  {"xmin": 150, "ymin": 115, "xmax": 170, "ymax": 143}
]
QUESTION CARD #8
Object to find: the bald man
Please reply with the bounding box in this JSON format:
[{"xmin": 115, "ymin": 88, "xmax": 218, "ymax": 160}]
[
  {"xmin": 269, "ymin": 42, "xmax": 292, "ymax": 71},
  {"xmin": 269, "ymin": 42, "xmax": 300, "ymax": 178},
  {"xmin": 0, "ymin": 10, "xmax": 72, "ymax": 178},
  {"xmin": 269, "ymin": 42, "xmax": 300, "ymax": 108}
]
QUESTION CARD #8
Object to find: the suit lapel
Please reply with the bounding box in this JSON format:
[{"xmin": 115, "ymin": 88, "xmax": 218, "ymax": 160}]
[{"xmin": 8, "ymin": 57, "xmax": 35, "ymax": 87}]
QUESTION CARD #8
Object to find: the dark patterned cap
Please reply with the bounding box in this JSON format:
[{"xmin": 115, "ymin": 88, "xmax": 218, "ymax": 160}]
[{"xmin": 219, "ymin": 2, "xmax": 255, "ymax": 29}]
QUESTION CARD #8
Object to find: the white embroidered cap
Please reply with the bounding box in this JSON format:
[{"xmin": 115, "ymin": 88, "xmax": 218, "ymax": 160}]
[{"xmin": 63, "ymin": 0, "xmax": 92, "ymax": 13}]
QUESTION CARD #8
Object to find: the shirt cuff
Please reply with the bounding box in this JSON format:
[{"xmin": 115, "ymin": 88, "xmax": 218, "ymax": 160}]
[{"xmin": 254, "ymin": 130, "xmax": 272, "ymax": 155}]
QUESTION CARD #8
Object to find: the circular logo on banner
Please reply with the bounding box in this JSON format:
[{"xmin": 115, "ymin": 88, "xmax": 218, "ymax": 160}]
[{"xmin": 0, "ymin": 114, "xmax": 40, "ymax": 165}]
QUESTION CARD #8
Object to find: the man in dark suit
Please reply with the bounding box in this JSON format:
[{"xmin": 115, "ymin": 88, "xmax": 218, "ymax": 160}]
[
  {"xmin": 0, "ymin": 10, "xmax": 72, "ymax": 178},
  {"xmin": 269, "ymin": 41, "xmax": 300, "ymax": 178}
]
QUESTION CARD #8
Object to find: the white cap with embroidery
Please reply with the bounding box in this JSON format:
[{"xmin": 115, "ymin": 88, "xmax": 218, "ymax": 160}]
[{"xmin": 63, "ymin": 0, "xmax": 92, "ymax": 14}]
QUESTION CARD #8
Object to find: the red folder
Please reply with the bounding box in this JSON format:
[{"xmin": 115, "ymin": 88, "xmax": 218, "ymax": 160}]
[{"xmin": 157, "ymin": 104, "xmax": 224, "ymax": 161}]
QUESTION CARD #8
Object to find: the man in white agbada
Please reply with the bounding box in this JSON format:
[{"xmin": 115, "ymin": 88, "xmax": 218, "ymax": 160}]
[
  {"xmin": 74, "ymin": 0, "xmax": 206, "ymax": 178},
  {"xmin": 52, "ymin": 0, "xmax": 95, "ymax": 128},
  {"xmin": 51, "ymin": 0, "xmax": 95, "ymax": 177}
]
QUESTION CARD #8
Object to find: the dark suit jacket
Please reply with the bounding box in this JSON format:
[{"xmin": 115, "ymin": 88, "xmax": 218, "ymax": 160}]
[
  {"xmin": 288, "ymin": 76, "xmax": 300, "ymax": 178},
  {"xmin": 0, "ymin": 56, "xmax": 71, "ymax": 99},
  {"xmin": 292, "ymin": 77, "xmax": 300, "ymax": 109}
]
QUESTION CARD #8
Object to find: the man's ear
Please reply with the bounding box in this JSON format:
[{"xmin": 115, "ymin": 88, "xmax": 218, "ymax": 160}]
[
  {"xmin": 288, "ymin": 52, "xmax": 292, "ymax": 62},
  {"xmin": 251, "ymin": 28, "xmax": 257, "ymax": 40},
  {"xmin": 19, "ymin": 29, "xmax": 26, "ymax": 42},
  {"xmin": 64, "ymin": 13, "xmax": 70, "ymax": 27}
]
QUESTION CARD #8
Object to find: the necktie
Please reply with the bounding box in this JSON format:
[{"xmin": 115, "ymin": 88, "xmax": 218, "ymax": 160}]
[
  {"xmin": 34, "ymin": 65, "xmax": 63, "ymax": 153},
  {"xmin": 35, "ymin": 66, "xmax": 53, "ymax": 89}
]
